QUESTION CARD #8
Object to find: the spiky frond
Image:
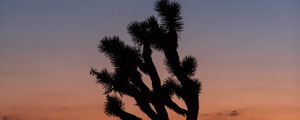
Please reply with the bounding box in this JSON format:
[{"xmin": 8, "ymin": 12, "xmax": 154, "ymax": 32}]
[
  {"xmin": 146, "ymin": 16, "xmax": 167, "ymax": 51},
  {"xmin": 146, "ymin": 16, "xmax": 160, "ymax": 31},
  {"xmin": 90, "ymin": 68, "xmax": 114, "ymax": 94},
  {"xmin": 162, "ymin": 78, "xmax": 201, "ymax": 99},
  {"xmin": 99, "ymin": 36, "xmax": 125, "ymax": 57},
  {"xmin": 128, "ymin": 16, "xmax": 166, "ymax": 51},
  {"xmin": 181, "ymin": 56, "xmax": 198, "ymax": 77},
  {"xmin": 112, "ymin": 71, "xmax": 140, "ymax": 96},
  {"xmin": 127, "ymin": 20, "xmax": 148, "ymax": 46},
  {"xmin": 99, "ymin": 36, "xmax": 141, "ymax": 70},
  {"xmin": 155, "ymin": 0, "xmax": 183, "ymax": 32},
  {"xmin": 191, "ymin": 79, "xmax": 201, "ymax": 94},
  {"xmin": 178, "ymin": 80, "xmax": 201, "ymax": 99},
  {"xmin": 90, "ymin": 68, "xmax": 140, "ymax": 96},
  {"xmin": 105, "ymin": 96, "xmax": 142, "ymax": 120},
  {"xmin": 105, "ymin": 95, "xmax": 124, "ymax": 116},
  {"xmin": 162, "ymin": 77, "xmax": 181, "ymax": 96}
]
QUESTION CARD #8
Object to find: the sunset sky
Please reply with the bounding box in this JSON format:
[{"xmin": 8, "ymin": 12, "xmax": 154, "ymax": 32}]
[{"xmin": 0, "ymin": 0, "xmax": 299, "ymax": 120}]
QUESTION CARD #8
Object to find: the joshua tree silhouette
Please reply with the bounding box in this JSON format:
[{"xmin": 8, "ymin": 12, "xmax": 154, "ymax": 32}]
[{"xmin": 90, "ymin": 0, "xmax": 201, "ymax": 120}]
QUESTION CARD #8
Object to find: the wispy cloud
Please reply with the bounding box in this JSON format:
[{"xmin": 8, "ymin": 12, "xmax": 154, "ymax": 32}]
[
  {"xmin": 200, "ymin": 109, "xmax": 244, "ymax": 120},
  {"xmin": 229, "ymin": 110, "xmax": 239, "ymax": 116},
  {"xmin": 200, "ymin": 105, "xmax": 300, "ymax": 120}
]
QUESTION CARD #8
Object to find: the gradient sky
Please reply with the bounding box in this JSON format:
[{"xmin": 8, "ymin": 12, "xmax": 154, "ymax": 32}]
[{"xmin": 0, "ymin": 0, "xmax": 299, "ymax": 120}]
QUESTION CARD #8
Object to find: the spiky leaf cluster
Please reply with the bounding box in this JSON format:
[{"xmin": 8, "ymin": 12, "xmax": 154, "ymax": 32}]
[
  {"xmin": 155, "ymin": 0, "xmax": 183, "ymax": 32},
  {"xmin": 90, "ymin": 68, "xmax": 114, "ymax": 94},
  {"xmin": 128, "ymin": 16, "xmax": 166, "ymax": 51},
  {"xmin": 99, "ymin": 36, "xmax": 141, "ymax": 70},
  {"xmin": 181, "ymin": 56, "xmax": 198, "ymax": 77},
  {"xmin": 104, "ymin": 95, "xmax": 124, "ymax": 116},
  {"xmin": 162, "ymin": 77, "xmax": 180, "ymax": 96}
]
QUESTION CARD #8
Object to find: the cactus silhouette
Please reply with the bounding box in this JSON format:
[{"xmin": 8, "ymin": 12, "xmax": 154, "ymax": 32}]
[{"xmin": 91, "ymin": 0, "xmax": 201, "ymax": 120}]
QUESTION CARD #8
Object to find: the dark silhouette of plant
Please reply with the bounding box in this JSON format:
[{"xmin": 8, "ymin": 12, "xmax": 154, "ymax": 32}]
[{"xmin": 90, "ymin": 0, "xmax": 201, "ymax": 120}]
